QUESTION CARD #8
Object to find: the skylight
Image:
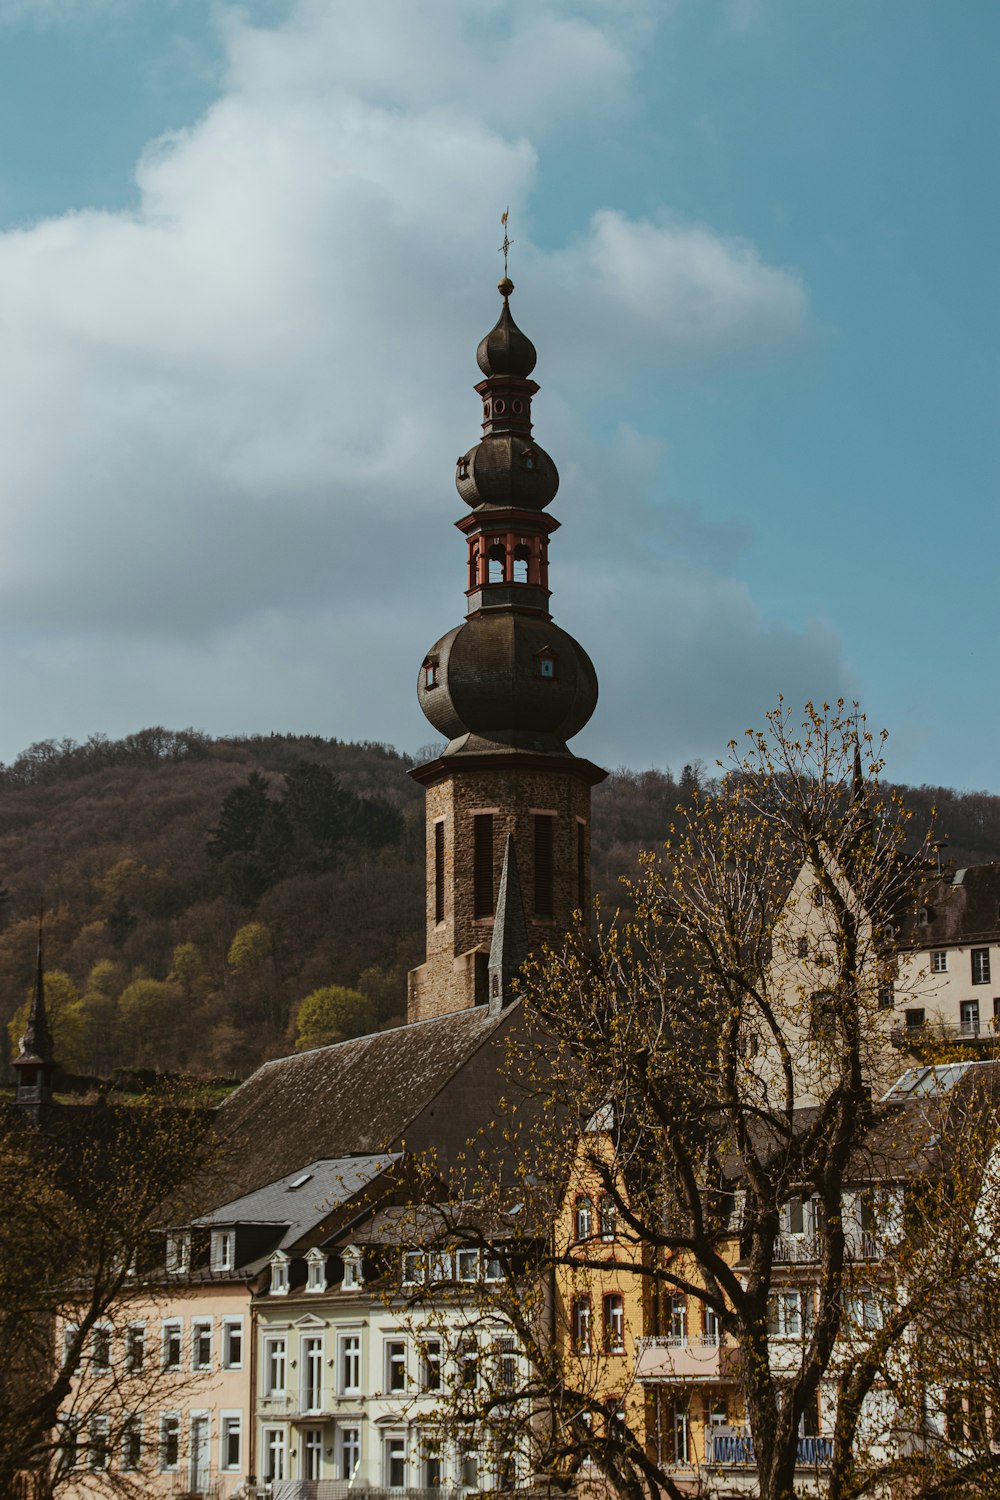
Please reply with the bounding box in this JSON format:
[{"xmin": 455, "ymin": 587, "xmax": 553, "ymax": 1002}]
[{"xmin": 287, "ymin": 1172, "xmax": 313, "ymax": 1190}]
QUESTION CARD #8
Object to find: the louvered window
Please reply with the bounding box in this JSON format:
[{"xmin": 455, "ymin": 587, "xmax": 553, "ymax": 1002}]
[
  {"xmin": 473, "ymin": 814, "xmax": 494, "ymax": 918},
  {"xmin": 434, "ymin": 821, "xmax": 445, "ymax": 924},
  {"xmin": 534, "ymin": 814, "xmax": 554, "ymax": 917}
]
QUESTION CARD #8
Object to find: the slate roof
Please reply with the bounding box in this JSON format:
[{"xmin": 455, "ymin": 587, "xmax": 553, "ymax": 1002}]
[
  {"xmin": 900, "ymin": 864, "xmax": 1000, "ymax": 949},
  {"xmin": 211, "ymin": 1004, "xmax": 517, "ymax": 1203},
  {"xmin": 192, "ymin": 1152, "xmax": 401, "ymax": 1250}
]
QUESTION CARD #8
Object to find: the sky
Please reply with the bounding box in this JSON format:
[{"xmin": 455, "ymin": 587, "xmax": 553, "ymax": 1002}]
[{"xmin": 0, "ymin": 0, "xmax": 995, "ymax": 790}]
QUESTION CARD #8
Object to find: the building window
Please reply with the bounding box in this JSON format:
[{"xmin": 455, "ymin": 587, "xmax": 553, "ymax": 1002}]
[
  {"xmin": 512, "ymin": 544, "xmax": 530, "ymax": 584},
  {"xmin": 604, "ymin": 1294, "xmax": 625, "ymax": 1353},
  {"xmin": 423, "ymin": 1438, "xmax": 443, "ymax": 1489},
  {"xmin": 487, "ymin": 544, "xmax": 506, "ymax": 584},
  {"xmin": 307, "ymin": 1248, "xmax": 327, "ymax": 1292},
  {"xmin": 473, "ymin": 813, "xmax": 494, "ymax": 918},
  {"xmin": 270, "ymin": 1253, "xmax": 290, "ymax": 1294},
  {"xmin": 191, "ymin": 1319, "xmax": 212, "ymax": 1371},
  {"xmin": 434, "ymin": 820, "xmax": 446, "ymax": 925},
  {"xmin": 211, "ymin": 1229, "xmax": 235, "ymax": 1271},
  {"xmin": 456, "ymin": 1247, "xmax": 480, "ymax": 1281},
  {"xmin": 303, "ymin": 1427, "xmax": 323, "ymax": 1481},
  {"xmin": 340, "ymin": 1332, "xmax": 361, "ymax": 1393},
  {"xmin": 961, "ymin": 999, "xmax": 981, "ymax": 1036},
  {"xmin": 459, "ymin": 1441, "xmax": 479, "ymax": 1489},
  {"xmin": 220, "ymin": 1414, "xmax": 242, "ymax": 1472},
  {"xmin": 161, "ymin": 1321, "xmax": 182, "ymax": 1371},
  {"xmin": 302, "ymin": 1336, "xmax": 324, "ymax": 1413},
  {"xmin": 121, "ymin": 1415, "xmax": 141, "ymax": 1473},
  {"xmin": 458, "ymin": 1334, "xmax": 478, "ymax": 1389},
  {"xmin": 575, "ymin": 1195, "xmax": 593, "ymax": 1241},
  {"xmin": 165, "ymin": 1232, "xmax": 190, "ymax": 1274},
  {"xmin": 88, "ymin": 1415, "xmax": 110, "ymax": 1472},
  {"xmin": 796, "ymin": 936, "xmax": 809, "ymax": 959},
  {"xmin": 221, "ymin": 1317, "xmax": 243, "ymax": 1370},
  {"xmin": 845, "ymin": 1290, "xmax": 883, "ymax": 1331},
  {"xmin": 673, "ymin": 1400, "xmax": 690, "ymax": 1464},
  {"xmin": 533, "ymin": 813, "xmax": 555, "ymax": 918},
  {"xmin": 159, "ymin": 1414, "xmax": 181, "ymax": 1472},
  {"xmin": 931, "ymin": 950, "xmax": 948, "ymax": 974},
  {"xmin": 90, "ymin": 1325, "xmax": 112, "ymax": 1376},
  {"xmin": 576, "ymin": 820, "xmax": 586, "ymax": 910},
  {"xmin": 905, "ymin": 1008, "xmax": 926, "ymax": 1032},
  {"xmin": 670, "ymin": 1295, "xmax": 687, "ymax": 1343},
  {"xmin": 573, "ymin": 1296, "xmax": 591, "ymax": 1353},
  {"xmin": 386, "ymin": 1339, "xmax": 407, "ymax": 1393},
  {"xmin": 264, "ymin": 1337, "xmax": 287, "ymax": 1396},
  {"xmin": 421, "ymin": 1339, "xmax": 442, "ymax": 1391},
  {"xmin": 125, "ymin": 1323, "xmax": 145, "ymax": 1374},
  {"xmin": 385, "ymin": 1435, "xmax": 407, "ymax": 1489},
  {"xmin": 599, "ymin": 1195, "xmax": 617, "ymax": 1240},
  {"xmin": 704, "ymin": 1305, "xmax": 721, "ymax": 1344},
  {"xmin": 262, "ymin": 1428, "xmax": 286, "ymax": 1483},
  {"xmin": 782, "ymin": 1196, "xmax": 806, "ymax": 1236},
  {"xmin": 972, "ymin": 949, "xmax": 991, "ymax": 985},
  {"xmin": 878, "ymin": 985, "xmax": 894, "ymax": 1010},
  {"xmin": 339, "ymin": 1426, "xmax": 361, "ymax": 1481},
  {"xmin": 402, "ymin": 1251, "xmax": 425, "ymax": 1285},
  {"xmin": 495, "ymin": 1334, "xmax": 517, "ymax": 1391},
  {"xmin": 767, "ymin": 1290, "xmax": 809, "ymax": 1338},
  {"xmin": 536, "ymin": 649, "xmax": 556, "ymax": 678},
  {"xmin": 343, "ymin": 1248, "xmax": 364, "ymax": 1288},
  {"xmin": 424, "ymin": 658, "xmax": 438, "ymax": 689}
]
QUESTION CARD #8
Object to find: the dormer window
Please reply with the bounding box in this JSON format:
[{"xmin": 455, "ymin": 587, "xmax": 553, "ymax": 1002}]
[
  {"xmin": 535, "ymin": 649, "xmax": 556, "ymax": 680},
  {"xmin": 423, "ymin": 656, "xmax": 439, "ymax": 690},
  {"xmin": 456, "ymin": 455, "xmax": 470, "ymax": 481},
  {"xmin": 211, "ymin": 1230, "xmax": 235, "ymax": 1273},
  {"xmin": 270, "ymin": 1252, "xmax": 290, "ymax": 1296},
  {"xmin": 165, "ymin": 1232, "xmax": 190, "ymax": 1275},
  {"xmin": 520, "ymin": 448, "xmax": 537, "ymax": 472},
  {"xmin": 306, "ymin": 1248, "xmax": 327, "ymax": 1293},
  {"xmin": 342, "ymin": 1245, "xmax": 364, "ymax": 1290}
]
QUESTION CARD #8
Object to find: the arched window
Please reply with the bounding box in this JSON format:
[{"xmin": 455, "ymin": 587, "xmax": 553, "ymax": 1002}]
[
  {"xmin": 469, "ymin": 548, "xmax": 480, "ymax": 590},
  {"xmin": 488, "ymin": 545, "xmax": 506, "ymax": 584},
  {"xmin": 513, "ymin": 545, "xmax": 530, "ymax": 584}
]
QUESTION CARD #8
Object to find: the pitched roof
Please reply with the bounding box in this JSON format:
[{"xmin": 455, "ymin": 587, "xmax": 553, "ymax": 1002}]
[
  {"xmin": 211, "ymin": 1005, "xmax": 515, "ymax": 1202},
  {"xmin": 901, "ymin": 863, "xmax": 1000, "ymax": 948},
  {"xmin": 192, "ymin": 1152, "xmax": 401, "ymax": 1249}
]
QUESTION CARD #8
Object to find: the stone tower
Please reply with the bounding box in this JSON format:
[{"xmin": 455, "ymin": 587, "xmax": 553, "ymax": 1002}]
[{"xmin": 407, "ymin": 279, "xmax": 605, "ymax": 1023}]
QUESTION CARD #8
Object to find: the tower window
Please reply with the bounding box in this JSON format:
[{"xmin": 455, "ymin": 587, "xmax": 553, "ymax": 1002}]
[
  {"xmin": 423, "ymin": 657, "xmax": 438, "ymax": 689},
  {"xmin": 513, "ymin": 544, "xmax": 530, "ymax": 584},
  {"xmin": 434, "ymin": 821, "xmax": 445, "ymax": 925},
  {"xmin": 456, "ymin": 455, "xmax": 470, "ymax": 481},
  {"xmin": 488, "ymin": 545, "xmax": 506, "ymax": 583},
  {"xmin": 536, "ymin": 649, "xmax": 556, "ymax": 679},
  {"xmin": 473, "ymin": 814, "xmax": 494, "ymax": 918},
  {"xmin": 576, "ymin": 820, "xmax": 586, "ymax": 911},
  {"xmin": 534, "ymin": 814, "xmax": 555, "ymax": 918}
]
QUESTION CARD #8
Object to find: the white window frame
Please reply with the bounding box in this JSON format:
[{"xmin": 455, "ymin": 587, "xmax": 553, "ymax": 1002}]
[
  {"xmin": 930, "ymin": 950, "xmax": 948, "ymax": 974},
  {"xmin": 90, "ymin": 1323, "xmax": 112, "ymax": 1377},
  {"xmin": 191, "ymin": 1317, "xmax": 213, "ymax": 1372},
  {"xmin": 219, "ymin": 1410, "xmax": 243, "ymax": 1473},
  {"xmin": 338, "ymin": 1424, "xmax": 361, "ymax": 1481},
  {"xmin": 263, "ymin": 1335, "xmax": 287, "ymax": 1396},
  {"xmin": 339, "ymin": 1330, "xmax": 362, "ymax": 1394},
  {"xmin": 306, "ymin": 1247, "xmax": 328, "ymax": 1293},
  {"xmin": 972, "ymin": 948, "xmax": 991, "ymax": 985},
  {"xmin": 402, "ymin": 1251, "xmax": 425, "ymax": 1285},
  {"xmin": 385, "ymin": 1338, "xmax": 407, "ymax": 1393},
  {"xmin": 303, "ymin": 1426, "xmax": 324, "ymax": 1481},
  {"xmin": 120, "ymin": 1413, "xmax": 142, "ymax": 1473},
  {"xmin": 159, "ymin": 1412, "xmax": 181, "ymax": 1473},
  {"xmin": 604, "ymin": 1293, "xmax": 625, "ymax": 1354},
  {"xmin": 383, "ymin": 1432, "xmax": 408, "ymax": 1490},
  {"xmin": 161, "ymin": 1319, "xmax": 183, "ymax": 1371},
  {"xmin": 165, "ymin": 1231, "xmax": 191, "ymax": 1274},
  {"xmin": 221, "ymin": 1315, "xmax": 244, "ymax": 1370},
  {"xmin": 211, "ymin": 1229, "xmax": 235, "ymax": 1272},
  {"xmin": 125, "ymin": 1321, "xmax": 146, "ymax": 1375},
  {"xmin": 262, "ymin": 1425, "xmax": 287, "ymax": 1483},
  {"xmin": 270, "ymin": 1251, "xmax": 290, "ymax": 1295},
  {"xmin": 456, "ymin": 1247, "xmax": 480, "ymax": 1281},
  {"xmin": 342, "ymin": 1245, "xmax": 364, "ymax": 1288},
  {"xmin": 88, "ymin": 1414, "xmax": 110, "ymax": 1471},
  {"xmin": 301, "ymin": 1334, "xmax": 324, "ymax": 1414}
]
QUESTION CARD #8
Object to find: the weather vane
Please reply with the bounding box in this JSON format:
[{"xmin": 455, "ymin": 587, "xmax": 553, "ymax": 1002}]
[{"xmin": 499, "ymin": 208, "xmax": 512, "ymax": 279}]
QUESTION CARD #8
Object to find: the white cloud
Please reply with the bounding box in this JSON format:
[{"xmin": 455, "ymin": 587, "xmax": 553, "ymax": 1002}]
[{"xmin": 0, "ymin": 0, "xmax": 838, "ymax": 768}]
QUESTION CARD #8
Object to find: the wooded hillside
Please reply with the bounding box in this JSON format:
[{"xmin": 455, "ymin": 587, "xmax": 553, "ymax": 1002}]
[{"xmin": 0, "ymin": 728, "xmax": 996, "ymax": 1084}]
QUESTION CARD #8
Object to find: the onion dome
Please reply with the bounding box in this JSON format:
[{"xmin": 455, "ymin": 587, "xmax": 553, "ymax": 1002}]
[
  {"xmin": 456, "ymin": 433, "xmax": 558, "ymax": 511},
  {"xmin": 476, "ymin": 279, "xmax": 537, "ymax": 378},
  {"xmin": 418, "ymin": 612, "xmax": 598, "ymax": 755}
]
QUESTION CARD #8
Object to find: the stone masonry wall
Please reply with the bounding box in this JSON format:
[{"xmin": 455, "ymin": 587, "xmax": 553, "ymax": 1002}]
[{"xmin": 407, "ymin": 764, "xmax": 593, "ymax": 1023}]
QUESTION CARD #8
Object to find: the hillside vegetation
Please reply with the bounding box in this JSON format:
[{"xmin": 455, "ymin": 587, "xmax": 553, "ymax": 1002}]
[{"xmin": 0, "ymin": 728, "xmax": 997, "ymax": 1084}]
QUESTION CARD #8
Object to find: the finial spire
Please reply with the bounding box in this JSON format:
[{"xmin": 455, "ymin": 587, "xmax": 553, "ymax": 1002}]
[
  {"xmin": 499, "ymin": 208, "xmax": 512, "ymax": 286},
  {"xmin": 14, "ymin": 905, "xmax": 57, "ymax": 1122}
]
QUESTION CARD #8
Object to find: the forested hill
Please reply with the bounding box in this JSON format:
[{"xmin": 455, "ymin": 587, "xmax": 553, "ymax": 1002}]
[{"xmin": 0, "ymin": 728, "xmax": 997, "ymax": 1086}]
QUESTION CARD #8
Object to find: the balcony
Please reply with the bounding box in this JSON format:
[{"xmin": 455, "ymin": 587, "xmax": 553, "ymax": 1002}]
[
  {"xmin": 891, "ymin": 1020, "xmax": 995, "ymax": 1052},
  {"xmin": 257, "ymin": 1388, "xmax": 340, "ymax": 1419},
  {"xmin": 773, "ymin": 1235, "xmax": 821, "ymax": 1264},
  {"xmin": 635, "ymin": 1335, "xmax": 740, "ymax": 1382},
  {"xmin": 706, "ymin": 1433, "xmax": 833, "ymax": 1468}
]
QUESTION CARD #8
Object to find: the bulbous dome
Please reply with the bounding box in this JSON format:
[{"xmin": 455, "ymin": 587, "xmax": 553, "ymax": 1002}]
[
  {"xmin": 476, "ymin": 285, "xmax": 537, "ymax": 378},
  {"xmin": 456, "ymin": 433, "xmax": 559, "ymax": 510},
  {"xmin": 418, "ymin": 612, "xmax": 598, "ymax": 754}
]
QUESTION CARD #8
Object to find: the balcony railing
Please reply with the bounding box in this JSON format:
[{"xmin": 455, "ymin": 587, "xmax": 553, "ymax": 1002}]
[
  {"xmin": 774, "ymin": 1235, "xmax": 821, "ymax": 1264},
  {"xmin": 257, "ymin": 1388, "xmax": 340, "ymax": 1418},
  {"xmin": 262, "ymin": 1489, "xmax": 469, "ymax": 1500},
  {"xmin": 165, "ymin": 1471, "xmax": 243, "ymax": 1500},
  {"xmin": 706, "ymin": 1433, "xmax": 833, "ymax": 1468},
  {"xmin": 635, "ymin": 1335, "xmax": 740, "ymax": 1383},
  {"xmin": 891, "ymin": 1020, "xmax": 995, "ymax": 1051}
]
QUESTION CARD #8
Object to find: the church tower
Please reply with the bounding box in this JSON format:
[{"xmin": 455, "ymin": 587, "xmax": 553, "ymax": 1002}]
[
  {"xmin": 13, "ymin": 921, "xmax": 57, "ymax": 1123},
  {"xmin": 408, "ymin": 278, "xmax": 605, "ymax": 1023}
]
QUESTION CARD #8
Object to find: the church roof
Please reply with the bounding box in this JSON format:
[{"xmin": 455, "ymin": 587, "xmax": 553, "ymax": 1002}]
[{"xmin": 212, "ymin": 1005, "xmax": 515, "ymax": 1202}]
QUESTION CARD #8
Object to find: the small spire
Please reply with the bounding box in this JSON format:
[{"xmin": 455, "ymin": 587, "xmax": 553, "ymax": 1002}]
[
  {"xmin": 488, "ymin": 834, "xmax": 529, "ymax": 1014},
  {"xmin": 852, "ymin": 722, "xmax": 864, "ymax": 803},
  {"xmin": 14, "ymin": 907, "xmax": 57, "ymax": 1121},
  {"xmin": 499, "ymin": 207, "xmax": 512, "ymax": 282}
]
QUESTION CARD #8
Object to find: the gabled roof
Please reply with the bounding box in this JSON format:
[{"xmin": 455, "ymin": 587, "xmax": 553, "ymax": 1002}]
[
  {"xmin": 211, "ymin": 1004, "xmax": 516, "ymax": 1202},
  {"xmin": 900, "ymin": 864, "xmax": 1000, "ymax": 948},
  {"xmin": 192, "ymin": 1152, "xmax": 401, "ymax": 1250}
]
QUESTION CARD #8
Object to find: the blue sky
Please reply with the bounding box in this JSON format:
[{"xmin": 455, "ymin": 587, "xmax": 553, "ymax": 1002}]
[{"xmin": 0, "ymin": 0, "xmax": 995, "ymax": 791}]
